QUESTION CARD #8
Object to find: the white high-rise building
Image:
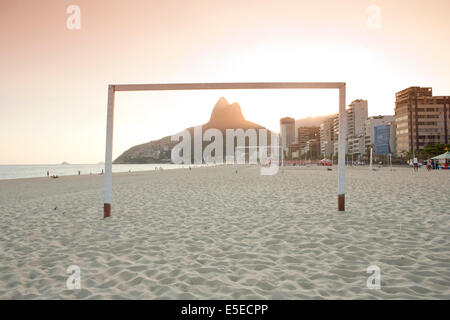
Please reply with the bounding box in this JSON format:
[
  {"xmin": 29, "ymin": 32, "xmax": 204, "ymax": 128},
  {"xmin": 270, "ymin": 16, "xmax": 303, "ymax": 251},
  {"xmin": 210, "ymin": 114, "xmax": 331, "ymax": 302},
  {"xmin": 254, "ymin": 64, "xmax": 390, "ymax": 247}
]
[
  {"xmin": 333, "ymin": 115, "xmax": 340, "ymax": 155},
  {"xmin": 347, "ymin": 99, "xmax": 368, "ymax": 156},
  {"xmin": 320, "ymin": 116, "xmax": 337, "ymax": 158},
  {"xmin": 326, "ymin": 100, "xmax": 368, "ymax": 158}
]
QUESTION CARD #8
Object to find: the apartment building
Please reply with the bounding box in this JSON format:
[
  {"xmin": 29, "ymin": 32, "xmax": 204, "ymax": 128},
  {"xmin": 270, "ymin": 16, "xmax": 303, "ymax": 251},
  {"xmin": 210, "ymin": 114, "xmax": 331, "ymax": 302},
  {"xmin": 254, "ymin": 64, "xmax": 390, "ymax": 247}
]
[
  {"xmin": 347, "ymin": 99, "xmax": 368, "ymax": 156},
  {"xmin": 319, "ymin": 116, "xmax": 337, "ymax": 158},
  {"xmin": 395, "ymin": 87, "xmax": 450, "ymax": 155}
]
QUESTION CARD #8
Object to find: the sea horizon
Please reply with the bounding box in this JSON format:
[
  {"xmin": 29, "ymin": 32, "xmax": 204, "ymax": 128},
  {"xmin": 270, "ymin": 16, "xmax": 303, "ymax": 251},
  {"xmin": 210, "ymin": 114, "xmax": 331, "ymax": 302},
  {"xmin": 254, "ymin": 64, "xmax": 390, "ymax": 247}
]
[{"xmin": 0, "ymin": 163, "xmax": 190, "ymax": 180}]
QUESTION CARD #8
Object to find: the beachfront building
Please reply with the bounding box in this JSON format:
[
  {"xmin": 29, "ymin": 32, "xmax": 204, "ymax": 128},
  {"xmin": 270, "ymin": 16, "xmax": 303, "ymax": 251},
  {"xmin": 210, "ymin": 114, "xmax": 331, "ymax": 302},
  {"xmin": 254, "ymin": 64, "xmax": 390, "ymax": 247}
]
[
  {"xmin": 389, "ymin": 120, "xmax": 397, "ymax": 155},
  {"xmin": 327, "ymin": 100, "xmax": 368, "ymax": 158},
  {"xmin": 301, "ymin": 139, "xmax": 321, "ymax": 159},
  {"xmin": 374, "ymin": 124, "xmax": 392, "ymax": 155},
  {"xmin": 280, "ymin": 117, "xmax": 296, "ymax": 158},
  {"xmin": 333, "ymin": 115, "xmax": 340, "ymax": 156},
  {"xmin": 298, "ymin": 126, "xmax": 320, "ymax": 148},
  {"xmin": 288, "ymin": 143, "xmax": 301, "ymax": 159},
  {"xmin": 365, "ymin": 115, "xmax": 395, "ymax": 146},
  {"xmin": 347, "ymin": 99, "xmax": 368, "ymax": 157},
  {"xmin": 364, "ymin": 115, "xmax": 396, "ymax": 155},
  {"xmin": 395, "ymin": 87, "xmax": 450, "ymax": 155},
  {"xmin": 320, "ymin": 117, "xmax": 336, "ymax": 158}
]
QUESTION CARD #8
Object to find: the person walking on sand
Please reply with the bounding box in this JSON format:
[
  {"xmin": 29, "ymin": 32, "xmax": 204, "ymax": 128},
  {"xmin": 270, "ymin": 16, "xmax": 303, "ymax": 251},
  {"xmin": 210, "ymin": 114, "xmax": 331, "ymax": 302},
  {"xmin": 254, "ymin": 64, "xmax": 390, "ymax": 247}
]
[
  {"xmin": 47, "ymin": 170, "xmax": 50, "ymax": 177},
  {"xmin": 413, "ymin": 156, "xmax": 419, "ymax": 172}
]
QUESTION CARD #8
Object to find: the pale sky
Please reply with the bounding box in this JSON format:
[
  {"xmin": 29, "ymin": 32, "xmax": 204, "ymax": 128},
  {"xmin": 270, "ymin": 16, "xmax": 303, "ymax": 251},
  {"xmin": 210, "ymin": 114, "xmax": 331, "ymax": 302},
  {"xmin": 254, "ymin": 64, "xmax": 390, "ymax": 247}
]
[{"xmin": 1, "ymin": 0, "xmax": 449, "ymax": 164}]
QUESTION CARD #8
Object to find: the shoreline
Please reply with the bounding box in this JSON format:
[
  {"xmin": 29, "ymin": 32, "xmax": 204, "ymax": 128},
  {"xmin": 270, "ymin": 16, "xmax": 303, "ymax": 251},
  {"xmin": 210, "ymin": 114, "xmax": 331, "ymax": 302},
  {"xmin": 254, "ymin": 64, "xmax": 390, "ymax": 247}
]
[
  {"xmin": 0, "ymin": 162, "xmax": 440, "ymax": 183},
  {"xmin": 0, "ymin": 163, "xmax": 196, "ymax": 182}
]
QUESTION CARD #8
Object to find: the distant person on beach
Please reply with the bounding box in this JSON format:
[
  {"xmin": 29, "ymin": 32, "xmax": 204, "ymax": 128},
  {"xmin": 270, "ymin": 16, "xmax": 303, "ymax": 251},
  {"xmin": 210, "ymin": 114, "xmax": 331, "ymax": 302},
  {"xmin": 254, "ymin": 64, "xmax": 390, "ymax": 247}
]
[
  {"xmin": 47, "ymin": 170, "xmax": 49, "ymax": 177},
  {"xmin": 78, "ymin": 170, "xmax": 81, "ymax": 175},
  {"xmin": 413, "ymin": 157, "xmax": 419, "ymax": 172}
]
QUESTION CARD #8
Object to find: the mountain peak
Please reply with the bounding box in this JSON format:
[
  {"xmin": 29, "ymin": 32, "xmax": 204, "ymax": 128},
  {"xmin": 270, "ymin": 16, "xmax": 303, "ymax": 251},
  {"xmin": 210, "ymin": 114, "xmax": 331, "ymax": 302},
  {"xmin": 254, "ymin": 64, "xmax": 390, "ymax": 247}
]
[
  {"xmin": 216, "ymin": 97, "xmax": 229, "ymax": 106},
  {"xmin": 202, "ymin": 97, "xmax": 263, "ymax": 131},
  {"xmin": 209, "ymin": 97, "xmax": 245, "ymax": 124}
]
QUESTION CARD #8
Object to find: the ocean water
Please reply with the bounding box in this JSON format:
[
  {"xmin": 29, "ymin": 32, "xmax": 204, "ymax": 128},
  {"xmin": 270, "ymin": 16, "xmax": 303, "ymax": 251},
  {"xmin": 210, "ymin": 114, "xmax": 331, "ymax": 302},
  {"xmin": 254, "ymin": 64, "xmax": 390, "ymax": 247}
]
[{"xmin": 0, "ymin": 163, "xmax": 190, "ymax": 180}]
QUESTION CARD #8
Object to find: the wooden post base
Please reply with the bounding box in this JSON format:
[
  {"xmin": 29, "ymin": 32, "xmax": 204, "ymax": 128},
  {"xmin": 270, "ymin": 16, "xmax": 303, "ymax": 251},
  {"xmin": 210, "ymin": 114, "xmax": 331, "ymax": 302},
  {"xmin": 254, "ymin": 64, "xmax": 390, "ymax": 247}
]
[
  {"xmin": 338, "ymin": 194, "xmax": 345, "ymax": 211},
  {"xmin": 104, "ymin": 203, "xmax": 111, "ymax": 218}
]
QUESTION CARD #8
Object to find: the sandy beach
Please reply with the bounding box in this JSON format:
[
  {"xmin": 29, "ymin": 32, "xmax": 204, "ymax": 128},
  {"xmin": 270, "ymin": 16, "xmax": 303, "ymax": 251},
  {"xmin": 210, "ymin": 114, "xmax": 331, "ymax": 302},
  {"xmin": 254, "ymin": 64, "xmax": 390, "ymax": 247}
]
[{"xmin": 0, "ymin": 165, "xmax": 449, "ymax": 299}]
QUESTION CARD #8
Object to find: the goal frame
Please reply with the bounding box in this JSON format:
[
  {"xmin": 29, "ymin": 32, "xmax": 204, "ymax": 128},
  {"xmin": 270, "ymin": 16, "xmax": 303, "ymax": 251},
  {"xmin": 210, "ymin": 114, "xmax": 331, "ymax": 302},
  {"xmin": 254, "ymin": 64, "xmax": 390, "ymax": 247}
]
[{"xmin": 103, "ymin": 82, "xmax": 347, "ymax": 218}]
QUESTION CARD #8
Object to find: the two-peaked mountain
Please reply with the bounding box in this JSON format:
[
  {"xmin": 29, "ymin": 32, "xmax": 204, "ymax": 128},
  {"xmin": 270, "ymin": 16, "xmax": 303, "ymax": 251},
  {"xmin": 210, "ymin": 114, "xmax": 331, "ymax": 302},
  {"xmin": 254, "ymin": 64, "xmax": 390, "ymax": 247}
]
[{"xmin": 113, "ymin": 98, "xmax": 269, "ymax": 164}]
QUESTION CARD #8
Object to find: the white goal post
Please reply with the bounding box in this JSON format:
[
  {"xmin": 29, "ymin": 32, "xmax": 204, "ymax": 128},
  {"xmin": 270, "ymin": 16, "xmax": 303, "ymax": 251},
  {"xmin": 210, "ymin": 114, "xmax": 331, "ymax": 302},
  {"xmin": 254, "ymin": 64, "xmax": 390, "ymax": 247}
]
[{"xmin": 103, "ymin": 82, "xmax": 347, "ymax": 218}]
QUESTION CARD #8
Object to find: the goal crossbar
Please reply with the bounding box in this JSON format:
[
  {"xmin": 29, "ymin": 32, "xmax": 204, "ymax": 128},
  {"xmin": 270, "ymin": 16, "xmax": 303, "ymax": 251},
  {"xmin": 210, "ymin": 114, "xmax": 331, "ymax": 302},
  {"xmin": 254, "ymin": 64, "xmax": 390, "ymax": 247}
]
[{"xmin": 104, "ymin": 82, "xmax": 347, "ymax": 218}]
